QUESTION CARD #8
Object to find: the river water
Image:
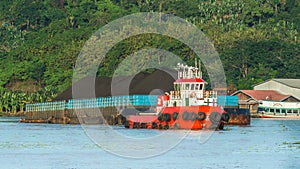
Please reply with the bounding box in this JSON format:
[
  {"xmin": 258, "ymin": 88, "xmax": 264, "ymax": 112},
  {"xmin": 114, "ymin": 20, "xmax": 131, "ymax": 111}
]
[{"xmin": 0, "ymin": 117, "xmax": 299, "ymax": 169}]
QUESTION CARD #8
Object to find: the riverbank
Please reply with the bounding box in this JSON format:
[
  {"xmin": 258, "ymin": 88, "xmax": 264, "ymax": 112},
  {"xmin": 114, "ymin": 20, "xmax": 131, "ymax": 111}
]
[{"xmin": 0, "ymin": 112, "xmax": 24, "ymax": 117}]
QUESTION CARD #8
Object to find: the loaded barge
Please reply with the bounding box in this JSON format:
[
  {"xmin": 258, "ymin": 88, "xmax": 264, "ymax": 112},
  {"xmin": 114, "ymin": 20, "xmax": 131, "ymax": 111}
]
[{"xmin": 21, "ymin": 63, "xmax": 250, "ymax": 126}]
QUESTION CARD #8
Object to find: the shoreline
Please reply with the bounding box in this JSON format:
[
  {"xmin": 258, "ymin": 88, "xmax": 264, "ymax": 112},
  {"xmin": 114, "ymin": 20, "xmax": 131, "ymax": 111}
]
[{"xmin": 0, "ymin": 112, "xmax": 24, "ymax": 117}]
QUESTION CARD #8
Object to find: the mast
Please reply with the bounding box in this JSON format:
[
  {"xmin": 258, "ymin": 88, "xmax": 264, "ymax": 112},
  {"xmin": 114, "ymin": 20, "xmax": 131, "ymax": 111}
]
[
  {"xmin": 198, "ymin": 60, "xmax": 202, "ymax": 78},
  {"xmin": 195, "ymin": 58, "xmax": 198, "ymax": 77}
]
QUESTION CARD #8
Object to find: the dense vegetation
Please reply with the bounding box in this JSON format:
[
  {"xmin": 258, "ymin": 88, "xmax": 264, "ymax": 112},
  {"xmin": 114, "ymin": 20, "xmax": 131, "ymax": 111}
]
[{"xmin": 0, "ymin": 0, "xmax": 299, "ymax": 114}]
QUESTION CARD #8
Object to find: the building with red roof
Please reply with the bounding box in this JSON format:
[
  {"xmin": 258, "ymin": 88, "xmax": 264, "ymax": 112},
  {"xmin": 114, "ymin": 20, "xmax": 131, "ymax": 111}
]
[{"xmin": 231, "ymin": 90, "xmax": 299, "ymax": 113}]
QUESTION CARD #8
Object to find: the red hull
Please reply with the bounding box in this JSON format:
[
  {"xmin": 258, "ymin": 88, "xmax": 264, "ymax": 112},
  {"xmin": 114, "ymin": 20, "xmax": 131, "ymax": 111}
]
[{"xmin": 125, "ymin": 106, "xmax": 229, "ymax": 130}]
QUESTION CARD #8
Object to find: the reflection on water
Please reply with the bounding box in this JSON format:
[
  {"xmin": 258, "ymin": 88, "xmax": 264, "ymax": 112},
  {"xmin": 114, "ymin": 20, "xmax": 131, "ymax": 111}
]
[{"xmin": 0, "ymin": 117, "xmax": 299, "ymax": 169}]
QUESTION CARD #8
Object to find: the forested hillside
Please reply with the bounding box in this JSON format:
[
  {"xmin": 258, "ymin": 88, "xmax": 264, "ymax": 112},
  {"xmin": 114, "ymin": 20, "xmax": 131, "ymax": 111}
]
[{"xmin": 0, "ymin": 0, "xmax": 299, "ymax": 114}]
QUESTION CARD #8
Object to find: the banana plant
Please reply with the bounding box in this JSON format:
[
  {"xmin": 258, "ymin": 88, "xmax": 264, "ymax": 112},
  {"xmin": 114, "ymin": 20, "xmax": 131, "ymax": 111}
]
[
  {"xmin": 3, "ymin": 91, "xmax": 11, "ymax": 113},
  {"xmin": 19, "ymin": 92, "xmax": 27, "ymax": 113},
  {"xmin": 0, "ymin": 88, "xmax": 5, "ymax": 113},
  {"xmin": 10, "ymin": 91, "xmax": 18, "ymax": 114}
]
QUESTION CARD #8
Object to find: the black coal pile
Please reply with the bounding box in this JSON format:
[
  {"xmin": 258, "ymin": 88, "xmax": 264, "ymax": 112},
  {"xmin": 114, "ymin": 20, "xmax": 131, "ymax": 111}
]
[{"xmin": 54, "ymin": 68, "xmax": 177, "ymax": 101}]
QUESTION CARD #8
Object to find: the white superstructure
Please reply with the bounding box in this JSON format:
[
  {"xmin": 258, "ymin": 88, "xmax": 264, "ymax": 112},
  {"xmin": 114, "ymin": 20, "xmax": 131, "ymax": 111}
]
[{"xmin": 156, "ymin": 63, "xmax": 218, "ymax": 113}]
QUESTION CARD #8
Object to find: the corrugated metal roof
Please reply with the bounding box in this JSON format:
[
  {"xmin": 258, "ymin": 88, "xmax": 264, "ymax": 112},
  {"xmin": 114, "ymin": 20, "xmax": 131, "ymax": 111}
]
[{"xmin": 272, "ymin": 79, "xmax": 300, "ymax": 89}]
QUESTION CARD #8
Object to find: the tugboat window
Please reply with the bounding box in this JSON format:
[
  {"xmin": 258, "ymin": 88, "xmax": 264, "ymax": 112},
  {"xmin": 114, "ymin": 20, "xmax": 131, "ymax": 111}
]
[
  {"xmin": 191, "ymin": 84, "xmax": 195, "ymax": 90},
  {"xmin": 186, "ymin": 84, "xmax": 190, "ymax": 90},
  {"xmin": 195, "ymin": 84, "xmax": 199, "ymax": 90},
  {"xmin": 174, "ymin": 84, "xmax": 179, "ymax": 91},
  {"xmin": 200, "ymin": 84, "xmax": 203, "ymax": 90}
]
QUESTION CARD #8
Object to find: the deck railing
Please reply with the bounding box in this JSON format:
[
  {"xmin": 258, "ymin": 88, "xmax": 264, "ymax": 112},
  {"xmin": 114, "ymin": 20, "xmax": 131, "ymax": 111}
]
[
  {"xmin": 25, "ymin": 95, "xmax": 159, "ymax": 112},
  {"xmin": 25, "ymin": 95, "xmax": 238, "ymax": 112}
]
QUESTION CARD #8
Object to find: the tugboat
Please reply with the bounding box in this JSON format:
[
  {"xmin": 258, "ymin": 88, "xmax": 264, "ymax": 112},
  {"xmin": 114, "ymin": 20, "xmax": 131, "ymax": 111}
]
[{"xmin": 124, "ymin": 62, "xmax": 230, "ymax": 130}]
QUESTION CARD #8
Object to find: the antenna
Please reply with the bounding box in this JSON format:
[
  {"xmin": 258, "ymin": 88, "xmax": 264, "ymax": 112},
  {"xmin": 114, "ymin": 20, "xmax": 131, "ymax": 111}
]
[
  {"xmin": 194, "ymin": 58, "xmax": 198, "ymax": 77},
  {"xmin": 198, "ymin": 60, "xmax": 202, "ymax": 78}
]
